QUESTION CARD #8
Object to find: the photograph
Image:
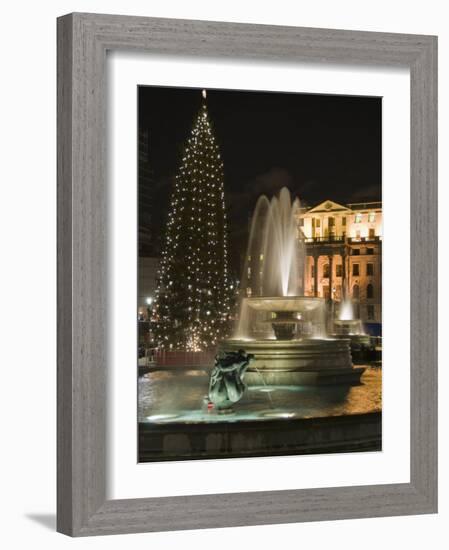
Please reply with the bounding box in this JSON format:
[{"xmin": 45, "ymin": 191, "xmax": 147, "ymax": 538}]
[{"xmin": 137, "ymin": 85, "xmax": 382, "ymax": 461}]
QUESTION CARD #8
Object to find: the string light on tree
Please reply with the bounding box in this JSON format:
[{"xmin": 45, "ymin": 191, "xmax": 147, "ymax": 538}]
[{"xmin": 153, "ymin": 90, "xmax": 233, "ymax": 351}]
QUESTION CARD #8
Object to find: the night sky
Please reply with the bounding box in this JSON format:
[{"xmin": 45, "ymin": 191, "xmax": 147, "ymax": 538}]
[{"xmin": 138, "ymin": 86, "xmax": 381, "ymax": 276}]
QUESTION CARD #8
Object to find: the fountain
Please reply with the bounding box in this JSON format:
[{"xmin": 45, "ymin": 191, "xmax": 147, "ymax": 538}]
[
  {"xmin": 333, "ymin": 300, "xmax": 370, "ymax": 343},
  {"xmin": 331, "ymin": 299, "xmax": 374, "ymax": 362},
  {"xmin": 219, "ymin": 187, "xmax": 365, "ymax": 385}
]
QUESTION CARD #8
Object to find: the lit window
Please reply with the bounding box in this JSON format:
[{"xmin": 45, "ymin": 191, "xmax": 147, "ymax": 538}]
[
  {"xmin": 368, "ymin": 212, "xmax": 376, "ymax": 223},
  {"xmin": 259, "ymin": 254, "xmax": 264, "ymax": 261},
  {"xmin": 355, "ymin": 213, "xmax": 362, "ymax": 223}
]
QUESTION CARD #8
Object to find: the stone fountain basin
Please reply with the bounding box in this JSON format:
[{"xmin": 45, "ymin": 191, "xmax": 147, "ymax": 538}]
[
  {"xmin": 245, "ymin": 296, "xmax": 325, "ymax": 312},
  {"xmin": 219, "ymin": 338, "xmax": 365, "ymax": 386},
  {"xmin": 334, "ymin": 319, "xmax": 364, "ymax": 331},
  {"xmin": 332, "ymin": 319, "xmax": 371, "ymax": 345}
]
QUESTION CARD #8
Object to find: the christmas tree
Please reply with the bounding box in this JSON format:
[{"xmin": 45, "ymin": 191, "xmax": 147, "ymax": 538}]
[{"xmin": 153, "ymin": 90, "xmax": 233, "ymax": 351}]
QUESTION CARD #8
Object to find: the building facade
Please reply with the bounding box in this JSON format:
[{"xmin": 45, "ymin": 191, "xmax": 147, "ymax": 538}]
[{"xmin": 299, "ymin": 199, "xmax": 382, "ymax": 325}]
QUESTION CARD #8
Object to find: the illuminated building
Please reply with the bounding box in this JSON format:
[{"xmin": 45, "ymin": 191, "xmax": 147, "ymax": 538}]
[{"xmin": 299, "ymin": 200, "xmax": 382, "ymax": 325}]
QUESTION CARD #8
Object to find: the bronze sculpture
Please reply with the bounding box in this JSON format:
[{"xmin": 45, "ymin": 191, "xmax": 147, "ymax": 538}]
[{"xmin": 208, "ymin": 349, "xmax": 254, "ymax": 412}]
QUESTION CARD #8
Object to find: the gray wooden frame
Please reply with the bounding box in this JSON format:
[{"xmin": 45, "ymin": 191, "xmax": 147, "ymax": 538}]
[{"xmin": 57, "ymin": 12, "xmax": 438, "ymax": 537}]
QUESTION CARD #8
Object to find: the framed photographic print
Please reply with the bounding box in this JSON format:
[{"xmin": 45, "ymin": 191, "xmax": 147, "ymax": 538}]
[
  {"xmin": 57, "ymin": 13, "xmax": 437, "ymax": 536},
  {"xmin": 136, "ymin": 85, "xmax": 383, "ymax": 463}
]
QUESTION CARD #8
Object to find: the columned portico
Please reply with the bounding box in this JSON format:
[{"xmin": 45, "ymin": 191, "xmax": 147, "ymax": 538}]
[{"xmin": 304, "ymin": 240, "xmax": 347, "ymax": 305}]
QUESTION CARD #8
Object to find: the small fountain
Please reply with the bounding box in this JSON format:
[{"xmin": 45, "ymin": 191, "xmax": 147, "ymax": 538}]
[
  {"xmin": 331, "ymin": 299, "xmax": 373, "ymax": 362},
  {"xmin": 219, "ymin": 187, "xmax": 365, "ymax": 385},
  {"xmin": 333, "ymin": 300, "xmax": 369, "ymax": 341}
]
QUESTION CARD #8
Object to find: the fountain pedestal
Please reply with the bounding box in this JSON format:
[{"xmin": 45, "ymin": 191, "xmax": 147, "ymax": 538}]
[{"xmin": 269, "ymin": 311, "xmax": 301, "ymax": 340}]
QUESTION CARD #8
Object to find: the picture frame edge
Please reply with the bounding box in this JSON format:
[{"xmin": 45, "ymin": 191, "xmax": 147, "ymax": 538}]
[{"xmin": 56, "ymin": 12, "xmax": 438, "ymax": 537}]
